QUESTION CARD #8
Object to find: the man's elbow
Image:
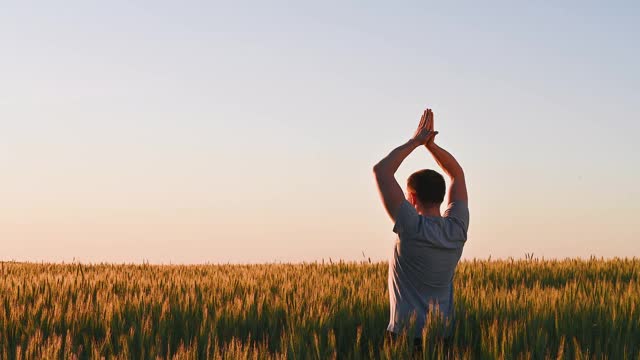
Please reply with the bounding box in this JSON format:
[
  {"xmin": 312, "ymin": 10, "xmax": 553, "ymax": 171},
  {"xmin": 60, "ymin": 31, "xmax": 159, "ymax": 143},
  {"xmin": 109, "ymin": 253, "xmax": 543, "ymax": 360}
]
[
  {"xmin": 373, "ymin": 163, "xmax": 391, "ymax": 179},
  {"xmin": 372, "ymin": 163, "xmax": 383, "ymax": 175},
  {"xmin": 449, "ymin": 169, "xmax": 465, "ymax": 181}
]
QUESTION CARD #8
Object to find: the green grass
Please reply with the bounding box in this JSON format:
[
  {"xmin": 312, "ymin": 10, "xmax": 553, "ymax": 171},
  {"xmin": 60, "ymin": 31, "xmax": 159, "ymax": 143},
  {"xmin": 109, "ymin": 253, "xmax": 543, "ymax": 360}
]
[{"xmin": 0, "ymin": 258, "xmax": 638, "ymax": 359}]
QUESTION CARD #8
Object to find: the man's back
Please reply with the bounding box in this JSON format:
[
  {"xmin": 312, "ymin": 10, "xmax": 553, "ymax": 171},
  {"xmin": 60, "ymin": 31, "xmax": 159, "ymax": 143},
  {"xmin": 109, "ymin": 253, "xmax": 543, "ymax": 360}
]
[{"xmin": 387, "ymin": 199, "xmax": 470, "ymax": 336}]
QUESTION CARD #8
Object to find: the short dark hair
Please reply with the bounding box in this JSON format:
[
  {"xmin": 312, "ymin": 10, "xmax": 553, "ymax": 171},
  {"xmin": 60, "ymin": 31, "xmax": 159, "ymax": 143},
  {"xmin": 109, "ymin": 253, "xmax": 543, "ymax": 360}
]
[{"xmin": 407, "ymin": 169, "xmax": 445, "ymax": 205}]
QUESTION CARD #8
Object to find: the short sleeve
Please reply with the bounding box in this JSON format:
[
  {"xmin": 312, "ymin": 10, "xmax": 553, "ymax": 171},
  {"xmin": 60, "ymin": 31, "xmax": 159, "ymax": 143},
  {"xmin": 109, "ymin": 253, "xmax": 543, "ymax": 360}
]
[
  {"xmin": 443, "ymin": 201, "xmax": 470, "ymax": 232},
  {"xmin": 392, "ymin": 200, "xmax": 421, "ymax": 235}
]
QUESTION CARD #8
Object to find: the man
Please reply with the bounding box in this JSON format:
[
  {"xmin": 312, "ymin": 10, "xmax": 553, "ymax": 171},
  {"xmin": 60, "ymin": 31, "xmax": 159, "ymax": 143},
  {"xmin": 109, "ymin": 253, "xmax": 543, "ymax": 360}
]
[{"xmin": 373, "ymin": 108, "xmax": 469, "ymax": 346}]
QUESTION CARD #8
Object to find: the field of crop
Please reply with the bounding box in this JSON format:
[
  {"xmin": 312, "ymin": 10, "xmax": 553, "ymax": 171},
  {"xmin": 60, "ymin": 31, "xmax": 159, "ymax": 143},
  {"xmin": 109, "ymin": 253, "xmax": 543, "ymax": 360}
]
[{"xmin": 0, "ymin": 258, "xmax": 638, "ymax": 359}]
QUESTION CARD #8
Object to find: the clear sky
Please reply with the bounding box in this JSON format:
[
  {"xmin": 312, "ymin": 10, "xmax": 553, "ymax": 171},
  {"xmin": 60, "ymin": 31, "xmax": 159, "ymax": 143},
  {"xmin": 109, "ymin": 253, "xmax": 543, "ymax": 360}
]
[{"xmin": 1, "ymin": 1, "xmax": 639, "ymax": 263}]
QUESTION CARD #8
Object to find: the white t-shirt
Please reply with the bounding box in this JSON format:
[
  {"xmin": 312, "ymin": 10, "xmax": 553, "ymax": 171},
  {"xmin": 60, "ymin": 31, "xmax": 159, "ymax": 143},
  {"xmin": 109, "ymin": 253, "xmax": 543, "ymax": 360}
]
[{"xmin": 387, "ymin": 199, "xmax": 470, "ymax": 338}]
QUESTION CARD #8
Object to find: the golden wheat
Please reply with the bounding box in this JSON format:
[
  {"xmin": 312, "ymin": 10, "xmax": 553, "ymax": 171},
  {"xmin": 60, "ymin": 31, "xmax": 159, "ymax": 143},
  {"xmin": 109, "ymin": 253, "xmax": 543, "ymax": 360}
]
[{"xmin": 0, "ymin": 258, "xmax": 638, "ymax": 359}]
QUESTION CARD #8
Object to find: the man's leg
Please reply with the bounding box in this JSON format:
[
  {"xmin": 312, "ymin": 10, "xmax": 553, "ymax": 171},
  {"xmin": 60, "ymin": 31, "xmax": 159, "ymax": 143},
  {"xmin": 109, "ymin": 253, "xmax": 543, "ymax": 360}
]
[
  {"xmin": 413, "ymin": 337, "xmax": 423, "ymax": 354},
  {"xmin": 386, "ymin": 330, "xmax": 423, "ymax": 355}
]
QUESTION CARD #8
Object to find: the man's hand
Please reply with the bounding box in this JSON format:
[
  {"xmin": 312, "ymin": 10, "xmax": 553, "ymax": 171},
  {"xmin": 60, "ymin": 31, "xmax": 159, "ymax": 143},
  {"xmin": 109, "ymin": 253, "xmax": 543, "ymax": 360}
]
[
  {"xmin": 424, "ymin": 109, "xmax": 437, "ymax": 148},
  {"xmin": 412, "ymin": 109, "xmax": 438, "ymax": 146}
]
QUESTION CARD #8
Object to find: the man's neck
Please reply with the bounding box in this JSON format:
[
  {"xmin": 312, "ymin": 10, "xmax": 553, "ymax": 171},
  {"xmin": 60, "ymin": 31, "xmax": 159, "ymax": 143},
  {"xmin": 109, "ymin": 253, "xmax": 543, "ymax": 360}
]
[{"xmin": 417, "ymin": 205, "xmax": 441, "ymax": 218}]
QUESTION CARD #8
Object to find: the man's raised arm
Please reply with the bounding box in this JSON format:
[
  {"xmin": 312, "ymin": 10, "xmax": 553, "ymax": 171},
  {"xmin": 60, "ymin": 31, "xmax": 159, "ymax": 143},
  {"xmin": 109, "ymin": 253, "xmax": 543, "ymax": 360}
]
[{"xmin": 425, "ymin": 111, "xmax": 468, "ymax": 204}]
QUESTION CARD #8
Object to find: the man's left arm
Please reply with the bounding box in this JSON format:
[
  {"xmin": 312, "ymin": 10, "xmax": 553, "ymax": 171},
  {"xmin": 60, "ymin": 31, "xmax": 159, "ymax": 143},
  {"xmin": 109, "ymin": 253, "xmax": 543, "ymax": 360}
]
[
  {"xmin": 373, "ymin": 138, "xmax": 422, "ymax": 220},
  {"xmin": 373, "ymin": 109, "xmax": 437, "ymax": 221}
]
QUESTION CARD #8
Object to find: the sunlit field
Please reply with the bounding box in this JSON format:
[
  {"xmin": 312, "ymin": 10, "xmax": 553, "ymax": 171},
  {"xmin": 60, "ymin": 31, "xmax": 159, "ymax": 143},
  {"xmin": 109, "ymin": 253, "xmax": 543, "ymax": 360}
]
[{"xmin": 0, "ymin": 258, "xmax": 638, "ymax": 359}]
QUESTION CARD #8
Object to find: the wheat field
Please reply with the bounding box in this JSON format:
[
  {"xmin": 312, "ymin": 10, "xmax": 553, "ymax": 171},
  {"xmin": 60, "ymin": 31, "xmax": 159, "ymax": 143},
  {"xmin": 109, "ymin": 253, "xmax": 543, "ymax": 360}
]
[{"xmin": 0, "ymin": 258, "xmax": 638, "ymax": 359}]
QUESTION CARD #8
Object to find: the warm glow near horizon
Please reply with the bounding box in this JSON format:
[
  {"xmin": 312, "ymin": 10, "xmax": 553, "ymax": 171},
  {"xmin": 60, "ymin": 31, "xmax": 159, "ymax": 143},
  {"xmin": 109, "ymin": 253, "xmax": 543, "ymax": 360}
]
[{"xmin": 1, "ymin": 2, "xmax": 639, "ymax": 263}]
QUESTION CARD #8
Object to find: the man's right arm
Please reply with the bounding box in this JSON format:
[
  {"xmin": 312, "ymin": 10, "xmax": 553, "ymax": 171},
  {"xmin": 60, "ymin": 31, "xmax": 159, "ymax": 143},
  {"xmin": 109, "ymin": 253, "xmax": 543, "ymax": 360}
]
[{"xmin": 426, "ymin": 142, "xmax": 468, "ymax": 204}]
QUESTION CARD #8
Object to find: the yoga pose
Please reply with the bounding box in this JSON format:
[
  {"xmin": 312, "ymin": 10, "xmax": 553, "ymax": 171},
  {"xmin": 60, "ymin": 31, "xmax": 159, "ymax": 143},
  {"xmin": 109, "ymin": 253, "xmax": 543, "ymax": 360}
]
[{"xmin": 373, "ymin": 108, "xmax": 469, "ymax": 346}]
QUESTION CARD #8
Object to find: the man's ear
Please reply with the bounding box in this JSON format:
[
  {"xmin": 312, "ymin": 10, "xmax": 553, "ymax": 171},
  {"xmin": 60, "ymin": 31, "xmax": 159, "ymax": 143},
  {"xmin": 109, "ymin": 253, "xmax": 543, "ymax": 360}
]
[{"xmin": 408, "ymin": 192, "xmax": 417, "ymax": 207}]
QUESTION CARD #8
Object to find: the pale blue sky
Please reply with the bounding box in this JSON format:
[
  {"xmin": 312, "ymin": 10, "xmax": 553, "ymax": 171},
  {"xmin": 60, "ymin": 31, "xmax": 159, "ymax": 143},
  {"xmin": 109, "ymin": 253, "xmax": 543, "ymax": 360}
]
[{"xmin": 1, "ymin": 1, "xmax": 639, "ymax": 263}]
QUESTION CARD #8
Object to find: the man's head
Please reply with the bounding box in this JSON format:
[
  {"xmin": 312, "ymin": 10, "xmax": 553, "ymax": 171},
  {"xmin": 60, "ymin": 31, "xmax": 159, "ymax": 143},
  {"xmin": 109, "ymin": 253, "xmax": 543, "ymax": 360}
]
[{"xmin": 407, "ymin": 169, "xmax": 445, "ymax": 209}]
